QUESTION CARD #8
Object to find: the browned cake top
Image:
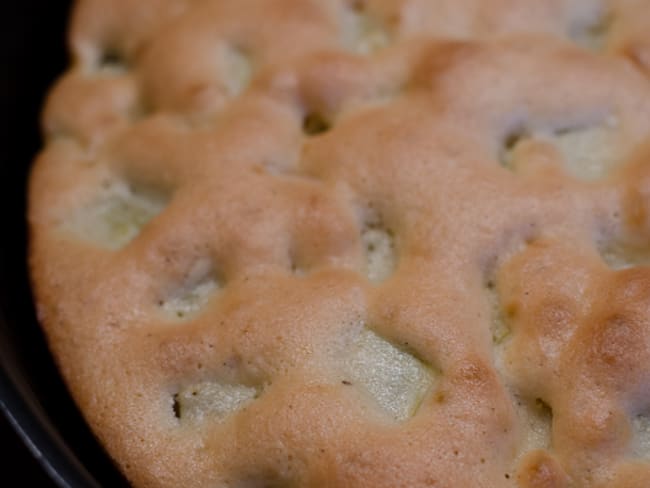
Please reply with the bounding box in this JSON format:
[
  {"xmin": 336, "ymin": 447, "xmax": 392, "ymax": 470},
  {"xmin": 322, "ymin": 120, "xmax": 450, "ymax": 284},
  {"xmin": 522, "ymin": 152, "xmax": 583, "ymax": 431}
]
[{"xmin": 28, "ymin": 1, "xmax": 650, "ymax": 486}]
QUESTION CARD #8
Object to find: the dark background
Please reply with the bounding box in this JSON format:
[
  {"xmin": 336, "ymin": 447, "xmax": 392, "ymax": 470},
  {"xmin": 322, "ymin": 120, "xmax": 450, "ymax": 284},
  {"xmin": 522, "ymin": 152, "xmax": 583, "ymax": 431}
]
[
  {"xmin": 0, "ymin": 414, "xmax": 55, "ymax": 486},
  {"xmin": 1, "ymin": 3, "xmax": 127, "ymax": 487}
]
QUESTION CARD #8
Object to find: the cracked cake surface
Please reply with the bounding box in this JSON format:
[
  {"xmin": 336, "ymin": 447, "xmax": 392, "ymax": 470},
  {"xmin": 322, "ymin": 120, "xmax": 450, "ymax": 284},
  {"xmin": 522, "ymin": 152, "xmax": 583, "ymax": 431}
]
[{"xmin": 28, "ymin": 0, "xmax": 650, "ymax": 486}]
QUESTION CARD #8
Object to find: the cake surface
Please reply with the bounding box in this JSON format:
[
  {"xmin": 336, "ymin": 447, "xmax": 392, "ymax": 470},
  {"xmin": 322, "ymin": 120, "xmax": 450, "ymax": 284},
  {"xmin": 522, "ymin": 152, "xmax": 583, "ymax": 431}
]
[{"xmin": 28, "ymin": 1, "xmax": 650, "ymax": 486}]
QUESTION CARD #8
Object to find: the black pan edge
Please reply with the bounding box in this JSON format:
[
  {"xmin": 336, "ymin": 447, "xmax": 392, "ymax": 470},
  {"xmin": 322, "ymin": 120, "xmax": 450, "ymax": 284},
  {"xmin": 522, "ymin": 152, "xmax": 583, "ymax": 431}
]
[{"xmin": 0, "ymin": 361, "xmax": 100, "ymax": 488}]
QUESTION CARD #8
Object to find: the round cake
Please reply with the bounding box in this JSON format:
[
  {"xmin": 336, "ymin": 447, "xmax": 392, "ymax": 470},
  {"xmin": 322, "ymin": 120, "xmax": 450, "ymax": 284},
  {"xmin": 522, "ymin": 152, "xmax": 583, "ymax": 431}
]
[{"xmin": 28, "ymin": 0, "xmax": 650, "ymax": 486}]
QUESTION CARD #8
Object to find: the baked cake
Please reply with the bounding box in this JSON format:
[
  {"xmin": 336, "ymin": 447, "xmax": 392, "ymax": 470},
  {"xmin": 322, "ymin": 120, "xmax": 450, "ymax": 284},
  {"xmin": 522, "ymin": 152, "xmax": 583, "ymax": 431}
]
[{"xmin": 28, "ymin": 0, "xmax": 650, "ymax": 486}]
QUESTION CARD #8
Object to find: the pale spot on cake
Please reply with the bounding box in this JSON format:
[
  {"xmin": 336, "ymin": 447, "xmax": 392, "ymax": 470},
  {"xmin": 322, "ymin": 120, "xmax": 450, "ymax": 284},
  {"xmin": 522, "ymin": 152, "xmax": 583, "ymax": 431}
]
[
  {"xmin": 499, "ymin": 131, "xmax": 526, "ymax": 170},
  {"xmin": 514, "ymin": 396, "xmax": 553, "ymax": 453},
  {"xmin": 600, "ymin": 242, "xmax": 650, "ymax": 270},
  {"xmin": 95, "ymin": 48, "xmax": 129, "ymax": 76},
  {"xmin": 160, "ymin": 279, "xmax": 219, "ymax": 320},
  {"xmin": 65, "ymin": 180, "xmax": 167, "ymax": 249},
  {"xmin": 344, "ymin": 328, "xmax": 433, "ymax": 421},
  {"xmin": 485, "ymin": 281, "xmax": 513, "ymax": 383},
  {"xmin": 289, "ymin": 255, "xmax": 308, "ymax": 277},
  {"xmin": 631, "ymin": 413, "xmax": 650, "ymax": 458},
  {"xmin": 492, "ymin": 311, "xmax": 511, "ymax": 346},
  {"xmin": 342, "ymin": 3, "xmax": 391, "ymax": 55},
  {"xmin": 159, "ymin": 260, "xmax": 220, "ymax": 321},
  {"xmin": 485, "ymin": 283, "xmax": 550, "ymax": 455},
  {"xmin": 570, "ymin": 9, "xmax": 612, "ymax": 53},
  {"xmin": 361, "ymin": 222, "xmax": 396, "ymax": 284},
  {"xmin": 499, "ymin": 121, "xmax": 621, "ymax": 180},
  {"xmin": 219, "ymin": 45, "xmax": 253, "ymax": 98},
  {"xmin": 173, "ymin": 381, "xmax": 259, "ymax": 423},
  {"xmin": 551, "ymin": 122, "xmax": 621, "ymax": 180}
]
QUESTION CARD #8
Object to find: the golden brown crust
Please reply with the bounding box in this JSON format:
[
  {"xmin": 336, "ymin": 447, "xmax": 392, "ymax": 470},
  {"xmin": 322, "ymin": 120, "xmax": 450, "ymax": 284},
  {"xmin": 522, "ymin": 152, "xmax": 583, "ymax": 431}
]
[{"xmin": 29, "ymin": 1, "xmax": 650, "ymax": 486}]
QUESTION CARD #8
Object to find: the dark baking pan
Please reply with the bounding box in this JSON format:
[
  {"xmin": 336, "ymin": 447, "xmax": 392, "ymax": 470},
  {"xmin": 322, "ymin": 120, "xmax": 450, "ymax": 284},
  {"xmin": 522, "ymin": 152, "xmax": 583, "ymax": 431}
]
[{"xmin": 1, "ymin": 3, "xmax": 128, "ymax": 487}]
